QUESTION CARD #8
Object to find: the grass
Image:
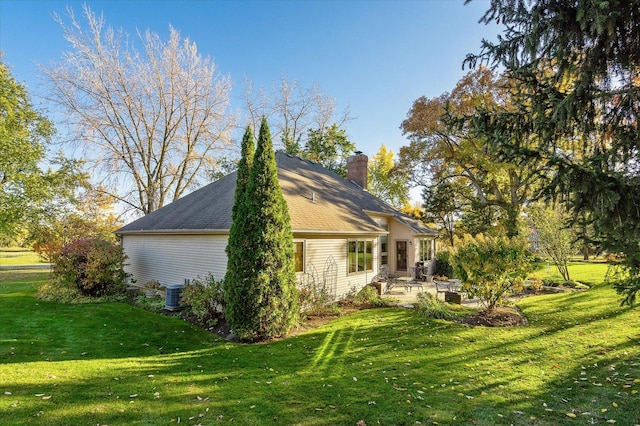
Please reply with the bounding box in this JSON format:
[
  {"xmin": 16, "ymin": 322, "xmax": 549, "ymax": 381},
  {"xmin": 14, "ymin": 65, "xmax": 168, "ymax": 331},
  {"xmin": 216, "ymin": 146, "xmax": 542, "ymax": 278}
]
[
  {"xmin": 530, "ymin": 260, "xmax": 611, "ymax": 286},
  {"xmin": 0, "ymin": 248, "xmax": 46, "ymax": 266},
  {"xmin": 1, "ymin": 266, "xmax": 639, "ymax": 425}
]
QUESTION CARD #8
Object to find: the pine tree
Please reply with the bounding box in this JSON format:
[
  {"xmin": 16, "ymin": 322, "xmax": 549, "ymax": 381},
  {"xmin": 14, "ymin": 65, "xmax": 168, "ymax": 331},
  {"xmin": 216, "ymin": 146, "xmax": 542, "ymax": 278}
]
[
  {"xmin": 466, "ymin": 0, "xmax": 640, "ymax": 305},
  {"xmin": 226, "ymin": 118, "xmax": 298, "ymax": 340},
  {"xmin": 224, "ymin": 126, "xmax": 255, "ymax": 331}
]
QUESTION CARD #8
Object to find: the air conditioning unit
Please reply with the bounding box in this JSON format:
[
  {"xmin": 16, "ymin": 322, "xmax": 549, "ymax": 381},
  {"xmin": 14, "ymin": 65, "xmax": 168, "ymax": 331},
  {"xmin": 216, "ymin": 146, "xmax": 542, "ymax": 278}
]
[{"xmin": 165, "ymin": 283, "xmax": 185, "ymax": 311}]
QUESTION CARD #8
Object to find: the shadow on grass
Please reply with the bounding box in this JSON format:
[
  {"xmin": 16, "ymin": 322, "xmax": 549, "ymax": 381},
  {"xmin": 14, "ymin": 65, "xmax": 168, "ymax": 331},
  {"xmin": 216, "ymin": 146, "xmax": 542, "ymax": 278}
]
[{"xmin": 1, "ymin": 272, "xmax": 639, "ymax": 425}]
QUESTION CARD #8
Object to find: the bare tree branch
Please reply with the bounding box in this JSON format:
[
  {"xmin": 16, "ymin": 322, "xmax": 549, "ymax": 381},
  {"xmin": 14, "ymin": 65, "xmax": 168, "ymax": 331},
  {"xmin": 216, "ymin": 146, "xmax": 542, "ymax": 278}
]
[{"xmin": 43, "ymin": 5, "xmax": 236, "ymax": 215}]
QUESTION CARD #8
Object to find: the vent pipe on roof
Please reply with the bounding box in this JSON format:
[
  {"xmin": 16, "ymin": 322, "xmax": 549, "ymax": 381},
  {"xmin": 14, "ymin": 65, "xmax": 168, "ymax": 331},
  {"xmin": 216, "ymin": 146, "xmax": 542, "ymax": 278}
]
[{"xmin": 311, "ymin": 192, "xmax": 315, "ymax": 202}]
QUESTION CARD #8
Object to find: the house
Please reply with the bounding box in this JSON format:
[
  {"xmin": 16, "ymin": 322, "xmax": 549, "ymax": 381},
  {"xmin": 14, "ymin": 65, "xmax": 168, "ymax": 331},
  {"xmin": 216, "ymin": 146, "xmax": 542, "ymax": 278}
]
[{"xmin": 116, "ymin": 152, "xmax": 438, "ymax": 299}]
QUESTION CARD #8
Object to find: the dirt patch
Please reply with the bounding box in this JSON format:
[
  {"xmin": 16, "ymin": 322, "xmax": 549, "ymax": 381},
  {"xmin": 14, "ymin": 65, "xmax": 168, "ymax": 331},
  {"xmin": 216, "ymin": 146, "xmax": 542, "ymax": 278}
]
[{"xmin": 458, "ymin": 306, "xmax": 527, "ymax": 327}]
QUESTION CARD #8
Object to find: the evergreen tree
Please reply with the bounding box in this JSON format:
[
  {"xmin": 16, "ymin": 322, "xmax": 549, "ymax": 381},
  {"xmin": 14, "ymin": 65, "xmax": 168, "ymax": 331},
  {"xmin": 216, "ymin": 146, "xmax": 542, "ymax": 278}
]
[
  {"xmin": 227, "ymin": 118, "xmax": 298, "ymax": 340},
  {"xmin": 224, "ymin": 126, "xmax": 255, "ymax": 331},
  {"xmin": 466, "ymin": 0, "xmax": 640, "ymax": 305}
]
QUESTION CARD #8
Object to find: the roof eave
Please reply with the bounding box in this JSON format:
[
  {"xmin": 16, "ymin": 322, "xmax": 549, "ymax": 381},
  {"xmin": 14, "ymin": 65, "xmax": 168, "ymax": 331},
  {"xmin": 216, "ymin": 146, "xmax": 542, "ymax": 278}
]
[
  {"xmin": 292, "ymin": 229, "xmax": 388, "ymax": 235},
  {"xmin": 116, "ymin": 229, "xmax": 230, "ymax": 236}
]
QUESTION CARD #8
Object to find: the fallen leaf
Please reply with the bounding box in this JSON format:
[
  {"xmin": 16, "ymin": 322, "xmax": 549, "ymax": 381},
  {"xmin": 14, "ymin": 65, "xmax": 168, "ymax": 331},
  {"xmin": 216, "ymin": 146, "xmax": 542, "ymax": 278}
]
[
  {"xmin": 42, "ymin": 395, "xmax": 52, "ymax": 400},
  {"xmin": 612, "ymin": 402, "xmax": 618, "ymax": 408},
  {"xmin": 129, "ymin": 394, "xmax": 138, "ymax": 398},
  {"xmin": 566, "ymin": 413, "xmax": 577, "ymax": 418}
]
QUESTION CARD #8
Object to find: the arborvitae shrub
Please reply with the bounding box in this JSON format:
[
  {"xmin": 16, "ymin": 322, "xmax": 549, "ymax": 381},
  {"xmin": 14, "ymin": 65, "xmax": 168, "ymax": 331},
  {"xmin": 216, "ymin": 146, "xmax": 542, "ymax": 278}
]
[{"xmin": 225, "ymin": 119, "xmax": 298, "ymax": 340}]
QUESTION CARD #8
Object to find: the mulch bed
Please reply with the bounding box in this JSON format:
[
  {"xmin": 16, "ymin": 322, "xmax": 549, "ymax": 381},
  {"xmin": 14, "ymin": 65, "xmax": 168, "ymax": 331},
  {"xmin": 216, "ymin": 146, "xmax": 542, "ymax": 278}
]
[{"xmin": 458, "ymin": 305, "xmax": 528, "ymax": 327}]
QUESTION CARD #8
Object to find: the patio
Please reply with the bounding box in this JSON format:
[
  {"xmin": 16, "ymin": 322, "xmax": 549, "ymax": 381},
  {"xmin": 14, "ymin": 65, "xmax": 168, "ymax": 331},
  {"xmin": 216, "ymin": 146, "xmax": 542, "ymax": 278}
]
[{"xmin": 383, "ymin": 278, "xmax": 481, "ymax": 308}]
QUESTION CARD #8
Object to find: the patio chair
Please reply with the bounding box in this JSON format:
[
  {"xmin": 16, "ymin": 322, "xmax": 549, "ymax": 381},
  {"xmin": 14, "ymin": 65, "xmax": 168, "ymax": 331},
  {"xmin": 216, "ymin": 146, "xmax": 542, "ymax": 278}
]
[
  {"xmin": 434, "ymin": 280, "xmax": 449, "ymax": 299},
  {"xmin": 371, "ymin": 265, "xmax": 390, "ymax": 293},
  {"xmin": 404, "ymin": 267, "xmax": 426, "ymax": 293}
]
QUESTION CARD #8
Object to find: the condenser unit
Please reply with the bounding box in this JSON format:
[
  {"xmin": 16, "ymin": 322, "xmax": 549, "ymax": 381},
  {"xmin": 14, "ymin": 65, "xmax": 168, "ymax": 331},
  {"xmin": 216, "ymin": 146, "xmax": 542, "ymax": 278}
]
[{"xmin": 165, "ymin": 283, "xmax": 185, "ymax": 311}]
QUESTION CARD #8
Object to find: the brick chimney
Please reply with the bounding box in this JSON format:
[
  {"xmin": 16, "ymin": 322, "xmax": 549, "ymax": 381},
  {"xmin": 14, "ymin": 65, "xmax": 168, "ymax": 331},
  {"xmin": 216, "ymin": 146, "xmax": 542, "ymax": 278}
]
[{"xmin": 347, "ymin": 151, "xmax": 368, "ymax": 190}]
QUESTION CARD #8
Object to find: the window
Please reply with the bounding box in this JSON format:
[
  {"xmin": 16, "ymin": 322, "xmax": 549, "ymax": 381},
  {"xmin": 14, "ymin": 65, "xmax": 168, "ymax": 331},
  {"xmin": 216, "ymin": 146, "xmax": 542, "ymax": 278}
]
[
  {"xmin": 294, "ymin": 241, "xmax": 304, "ymax": 273},
  {"xmin": 379, "ymin": 222, "xmax": 389, "ymax": 267},
  {"xmin": 380, "ymin": 235, "xmax": 388, "ymax": 266},
  {"xmin": 348, "ymin": 239, "xmax": 374, "ymax": 274},
  {"xmin": 419, "ymin": 239, "xmax": 432, "ymax": 262}
]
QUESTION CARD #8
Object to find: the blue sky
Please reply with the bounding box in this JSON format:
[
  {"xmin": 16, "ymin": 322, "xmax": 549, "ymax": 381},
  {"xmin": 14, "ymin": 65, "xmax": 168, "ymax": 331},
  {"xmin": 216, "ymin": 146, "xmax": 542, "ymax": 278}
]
[{"xmin": 1, "ymin": 0, "xmax": 500, "ymax": 160}]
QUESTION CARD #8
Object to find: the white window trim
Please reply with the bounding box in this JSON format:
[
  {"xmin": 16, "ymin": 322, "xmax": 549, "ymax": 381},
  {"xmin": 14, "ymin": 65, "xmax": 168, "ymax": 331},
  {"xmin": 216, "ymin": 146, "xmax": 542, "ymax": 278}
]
[{"xmin": 347, "ymin": 238, "xmax": 375, "ymax": 275}]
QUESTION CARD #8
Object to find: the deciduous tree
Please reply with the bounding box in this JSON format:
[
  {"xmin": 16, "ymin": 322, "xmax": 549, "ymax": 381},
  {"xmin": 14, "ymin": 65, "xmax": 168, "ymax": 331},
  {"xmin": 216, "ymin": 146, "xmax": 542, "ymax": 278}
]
[
  {"xmin": 367, "ymin": 144, "xmax": 409, "ymax": 209},
  {"xmin": 400, "ymin": 67, "xmax": 545, "ymax": 237},
  {"xmin": 44, "ymin": 5, "xmax": 235, "ymax": 215},
  {"xmin": 0, "ymin": 59, "xmax": 81, "ymax": 241},
  {"xmin": 304, "ymin": 123, "xmax": 355, "ymax": 177},
  {"xmin": 421, "ymin": 181, "xmax": 460, "ymax": 248},
  {"xmin": 29, "ymin": 186, "xmax": 121, "ymax": 263},
  {"xmin": 527, "ymin": 203, "xmax": 573, "ymax": 282},
  {"xmin": 244, "ymin": 76, "xmax": 355, "ymax": 176}
]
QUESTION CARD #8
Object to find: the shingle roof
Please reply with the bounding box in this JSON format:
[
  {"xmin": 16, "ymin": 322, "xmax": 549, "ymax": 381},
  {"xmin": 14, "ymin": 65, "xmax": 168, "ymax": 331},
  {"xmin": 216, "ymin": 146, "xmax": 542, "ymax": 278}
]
[{"xmin": 116, "ymin": 152, "xmax": 438, "ymax": 236}]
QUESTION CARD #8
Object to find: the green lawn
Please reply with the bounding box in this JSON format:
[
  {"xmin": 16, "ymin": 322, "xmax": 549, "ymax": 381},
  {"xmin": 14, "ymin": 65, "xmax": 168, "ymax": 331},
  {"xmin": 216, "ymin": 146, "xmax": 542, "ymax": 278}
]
[
  {"xmin": 531, "ymin": 260, "xmax": 611, "ymax": 285},
  {"xmin": 1, "ymin": 267, "xmax": 639, "ymax": 425},
  {"xmin": 0, "ymin": 248, "xmax": 46, "ymax": 266}
]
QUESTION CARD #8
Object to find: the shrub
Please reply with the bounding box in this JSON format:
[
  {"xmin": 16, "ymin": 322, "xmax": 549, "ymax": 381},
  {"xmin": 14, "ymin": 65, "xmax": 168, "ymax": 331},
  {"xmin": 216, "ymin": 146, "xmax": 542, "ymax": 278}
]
[
  {"xmin": 37, "ymin": 280, "xmax": 85, "ymax": 303},
  {"xmin": 298, "ymin": 276, "xmax": 338, "ymax": 317},
  {"xmin": 37, "ymin": 280, "xmax": 127, "ymax": 303},
  {"xmin": 415, "ymin": 292, "xmax": 459, "ymax": 320},
  {"xmin": 141, "ymin": 280, "xmax": 163, "ymax": 297},
  {"xmin": 452, "ymin": 234, "xmax": 532, "ymax": 310},
  {"xmin": 132, "ymin": 294, "xmax": 166, "ymax": 313},
  {"xmin": 181, "ymin": 273, "xmax": 225, "ymax": 328},
  {"xmin": 434, "ymin": 250, "xmax": 455, "ymax": 278},
  {"xmin": 341, "ymin": 285, "xmax": 389, "ymax": 308},
  {"xmin": 527, "ymin": 275, "xmax": 544, "ymax": 292},
  {"xmin": 52, "ymin": 237, "xmax": 129, "ymax": 298}
]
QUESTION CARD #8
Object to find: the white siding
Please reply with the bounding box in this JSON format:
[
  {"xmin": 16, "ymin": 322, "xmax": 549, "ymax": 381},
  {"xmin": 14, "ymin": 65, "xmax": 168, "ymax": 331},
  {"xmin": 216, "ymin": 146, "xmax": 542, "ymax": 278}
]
[
  {"xmin": 122, "ymin": 233, "xmax": 379, "ymax": 299},
  {"xmin": 122, "ymin": 234, "xmax": 228, "ymax": 287},
  {"xmin": 301, "ymin": 236, "xmax": 378, "ymax": 299}
]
